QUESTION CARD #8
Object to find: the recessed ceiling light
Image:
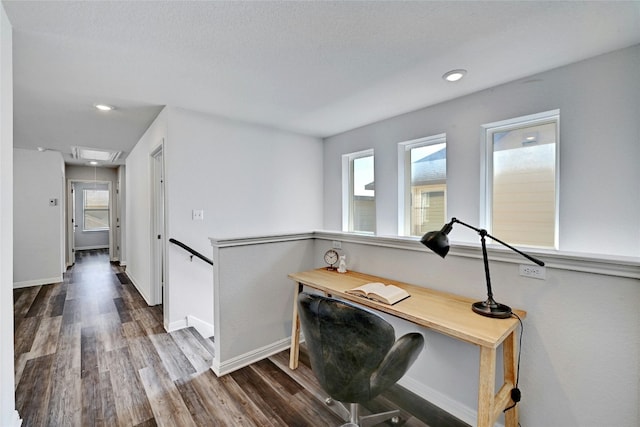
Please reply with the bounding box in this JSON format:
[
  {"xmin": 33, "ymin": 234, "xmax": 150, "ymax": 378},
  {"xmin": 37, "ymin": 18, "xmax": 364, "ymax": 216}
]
[
  {"xmin": 442, "ymin": 69, "xmax": 467, "ymax": 82},
  {"xmin": 89, "ymin": 161, "xmax": 99, "ymax": 166},
  {"xmin": 94, "ymin": 104, "xmax": 114, "ymax": 111}
]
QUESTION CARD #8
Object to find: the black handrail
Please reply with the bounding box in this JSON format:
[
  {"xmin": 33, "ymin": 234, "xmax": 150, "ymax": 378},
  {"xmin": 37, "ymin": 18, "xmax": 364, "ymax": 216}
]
[{"xmin": 169, "ymin": 238, "xmax": 213, "ymax": 266}]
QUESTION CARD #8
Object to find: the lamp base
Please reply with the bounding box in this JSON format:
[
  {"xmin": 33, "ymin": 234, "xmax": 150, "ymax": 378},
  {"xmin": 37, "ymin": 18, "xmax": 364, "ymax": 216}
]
[{"xmin": 472, "ymin": 300, "xmax": 512, "ymax": 319}]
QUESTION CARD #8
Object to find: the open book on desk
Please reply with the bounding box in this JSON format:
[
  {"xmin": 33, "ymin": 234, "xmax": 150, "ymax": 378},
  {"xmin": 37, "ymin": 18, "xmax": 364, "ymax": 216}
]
[{"xmin": 345, "ymin": 282, "xmax": 410, "ymax": 305}]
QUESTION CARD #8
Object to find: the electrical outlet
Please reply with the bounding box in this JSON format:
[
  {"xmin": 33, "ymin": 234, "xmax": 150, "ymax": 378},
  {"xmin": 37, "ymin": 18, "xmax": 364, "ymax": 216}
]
[
  {"xmin": 519, "ymin": 264, "xmax": 546, "ymax": 280},
  {"xmin": 192, "ymin": 209, "xmax": 204, "ymax": 221},
  {"xmin": 332, "ymin": 241, "xmax": 342, "ymax": 249}
]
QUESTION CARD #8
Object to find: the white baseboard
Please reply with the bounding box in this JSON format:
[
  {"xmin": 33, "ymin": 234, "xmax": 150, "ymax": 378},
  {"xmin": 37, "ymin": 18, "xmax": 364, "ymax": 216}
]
[
  {"xmin": 13, "ymin": 276, "xmax": 63, "ymax": 289},
  {"xmin": 397, "ymin": 375, "xmax": 484, "ymax": 427},
  {"xmin": 167, "ymin": 318, "xmax": 188, "ymax": 332},
  {"xmin": 166, "ymin": 316, "xmax": 214, "ymax": 341},
  {"xmin": 124, "ymin": 272, "xmax": 152, "ymax": 306},
  {"xmin": 75, "ymin": 245, "xmax": 109, "ymax": 250},
  {"xmin": 187, "ymin": 315, "xmax": 214, "ymax": 339},
  {"xmin": 211, "ymin": 337, "xmax": 291, "ymax": 377},
  {"xmin": 11, "ymin": 410, "xmax": 22, "ymax": 426}
]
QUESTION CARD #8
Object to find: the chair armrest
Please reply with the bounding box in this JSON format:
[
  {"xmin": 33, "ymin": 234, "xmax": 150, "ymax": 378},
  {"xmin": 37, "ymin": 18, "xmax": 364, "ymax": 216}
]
[{"xmin": 370, "ymin": 332, "xmax": 424, "ymax": 396}]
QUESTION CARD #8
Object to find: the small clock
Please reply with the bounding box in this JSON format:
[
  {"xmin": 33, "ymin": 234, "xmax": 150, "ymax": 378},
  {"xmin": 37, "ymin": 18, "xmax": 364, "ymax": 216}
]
[{"xmin": 324, "ymin": 249, "xmax": 340, "ymax": 270}]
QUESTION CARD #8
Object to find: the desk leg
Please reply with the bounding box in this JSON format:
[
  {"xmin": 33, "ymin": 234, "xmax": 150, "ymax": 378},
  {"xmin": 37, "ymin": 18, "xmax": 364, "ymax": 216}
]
[
  {"xmin": 289, "ymin": 282, "xmax": 303, "ymax": 370},
  {"xmin": 503, "ymin": 332, "xmax": 519, "ymax": 427},
  {"xmin": 477, "ymin": 346, "xmax": 496, "ymax": 427}
]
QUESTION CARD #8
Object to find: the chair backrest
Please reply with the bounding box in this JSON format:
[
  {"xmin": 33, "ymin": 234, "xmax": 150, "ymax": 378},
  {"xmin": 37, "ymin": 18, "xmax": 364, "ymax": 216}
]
[{"xmin": 298, "ymin": 292, "xmax": 401, "ymax": 403}]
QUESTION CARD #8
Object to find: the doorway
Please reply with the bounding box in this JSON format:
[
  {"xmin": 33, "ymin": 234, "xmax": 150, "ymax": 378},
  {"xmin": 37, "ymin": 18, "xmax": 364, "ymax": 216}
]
[
  {"xmin": 67, "ymin": 179, "xmax": 114, "ymax": 266},
  {"xmin": 151, "ymin": 143, "xmax": 166, "ymax": 312}
]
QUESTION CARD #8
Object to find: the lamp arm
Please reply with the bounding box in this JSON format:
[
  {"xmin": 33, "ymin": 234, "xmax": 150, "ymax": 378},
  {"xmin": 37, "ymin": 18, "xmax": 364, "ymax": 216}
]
[{"xmin": 450, "ymin": 218, "xmax": 545, "ymax": 267}]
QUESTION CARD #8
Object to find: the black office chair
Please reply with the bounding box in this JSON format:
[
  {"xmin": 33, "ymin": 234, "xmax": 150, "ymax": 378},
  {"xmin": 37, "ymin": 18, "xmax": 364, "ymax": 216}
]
[{"xmin": 297, "ymin": 292, "xmax": 424, "ymax": 427}]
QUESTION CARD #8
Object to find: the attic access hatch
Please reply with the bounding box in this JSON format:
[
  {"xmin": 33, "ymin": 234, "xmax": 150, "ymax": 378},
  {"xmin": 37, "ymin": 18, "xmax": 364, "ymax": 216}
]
[{"xmin": 71, "ymin": 146, "xmax": 122, "ymax": 163}]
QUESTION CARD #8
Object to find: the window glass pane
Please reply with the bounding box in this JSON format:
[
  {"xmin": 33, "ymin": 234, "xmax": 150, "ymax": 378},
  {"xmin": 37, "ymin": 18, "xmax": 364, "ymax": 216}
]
[
  {"xmin": 410, "ymin": 142, "xmax": 446, "ymax": 236},
  {"xmin": 85, "ymin": 209, "xmax": 110, "ymax": 230},
  {"xmin": 83, "ymin": 189, "xmax": 109, "ymax": 231},
  {"xmin": 352, "ymin": 155, "xmax": 375, "ymax": 233},
  {"xmin": 491, "ymin": 121, "xmax": 556, "ymax": 247}
]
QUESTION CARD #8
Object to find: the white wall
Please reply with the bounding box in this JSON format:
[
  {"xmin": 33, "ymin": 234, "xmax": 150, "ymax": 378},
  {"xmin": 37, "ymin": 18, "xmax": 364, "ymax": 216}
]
[
  {"xmin": 0, "ymin": 3, "xmax": 20, "ymax": 425},
  {"xmin": 126, "ymin": 108, "xmax": 167, "ymax": 305},
  {"xmin": 324, "ymin": 45, "xmax": 640, "ymax": 258},
  {"xmin": 161, "ymin": 107, "xmax": 323, "ymax": 332},
  {"xmin": 13, "ymin": 148, "xmax": 66, "ymax": 288},
  {"xmin": 206, "ymin": 230, "xmax": 638, "ymax": 426},
  {"xmin": 316, "ymin": 233, "xmax": 639, "ymax": 427},
  {"xmin": 321, "ymin": 45, "xmax": 640, "ymax": 427},
  {"xmin": 209, "ymin": 234, "xmax": 316, "ymax": 375}
]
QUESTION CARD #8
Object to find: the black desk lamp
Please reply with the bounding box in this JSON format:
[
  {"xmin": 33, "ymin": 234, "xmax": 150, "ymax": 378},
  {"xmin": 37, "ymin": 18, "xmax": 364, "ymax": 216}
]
[{"xmin": 421, "ymin": 217, "xmax": 545, "ymax": 319}]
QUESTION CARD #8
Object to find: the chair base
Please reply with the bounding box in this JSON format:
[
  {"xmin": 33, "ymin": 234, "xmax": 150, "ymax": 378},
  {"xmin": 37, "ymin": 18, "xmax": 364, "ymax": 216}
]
[{"xmin": 335, "ymin": 402, "xmax": 400, "ymax": 427}]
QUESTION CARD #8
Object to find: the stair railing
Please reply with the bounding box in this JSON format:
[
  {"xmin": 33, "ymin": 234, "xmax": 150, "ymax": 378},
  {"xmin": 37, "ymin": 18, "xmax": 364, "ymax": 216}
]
[{"xmin": 169, "ymin": 238, "xmax": 214, "ymax": 266}]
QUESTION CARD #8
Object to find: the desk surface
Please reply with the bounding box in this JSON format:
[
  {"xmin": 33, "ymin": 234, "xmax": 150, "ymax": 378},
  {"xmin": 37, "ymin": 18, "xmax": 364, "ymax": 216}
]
[{"xmin": 289, "ymin": 268, "xmax": 526, "ymax": 349}]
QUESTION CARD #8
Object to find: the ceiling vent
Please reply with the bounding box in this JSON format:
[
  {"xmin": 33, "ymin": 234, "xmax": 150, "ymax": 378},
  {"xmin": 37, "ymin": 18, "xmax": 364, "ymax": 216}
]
[{"xmin": 71, "ymin": 146, "xmax": 122, "ymax": 163}]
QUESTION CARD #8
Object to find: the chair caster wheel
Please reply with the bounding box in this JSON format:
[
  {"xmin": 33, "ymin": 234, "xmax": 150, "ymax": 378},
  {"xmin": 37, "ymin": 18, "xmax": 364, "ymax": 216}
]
[{"xmin": 324, "ymin": 397, "xmax": 334, "ymax": 405}]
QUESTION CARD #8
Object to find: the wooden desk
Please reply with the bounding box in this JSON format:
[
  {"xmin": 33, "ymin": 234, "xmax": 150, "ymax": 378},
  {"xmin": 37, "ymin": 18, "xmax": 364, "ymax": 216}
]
[{"xmin": 288, "ymin": 268, "xmax": 525, "ymax": 427}]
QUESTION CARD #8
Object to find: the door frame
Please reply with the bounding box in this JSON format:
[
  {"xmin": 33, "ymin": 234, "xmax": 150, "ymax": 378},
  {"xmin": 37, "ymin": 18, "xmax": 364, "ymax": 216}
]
[
  {"xmin": 150, "ymin": 142, "xmax": 167, "ymax": 315},
  {"xmin": 66, "ymin": 179, "xmax": 114, "ymax": 266}
]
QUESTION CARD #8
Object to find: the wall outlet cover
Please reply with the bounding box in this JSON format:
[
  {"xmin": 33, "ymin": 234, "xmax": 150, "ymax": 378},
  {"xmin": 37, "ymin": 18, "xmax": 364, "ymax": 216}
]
[{"xmin": 519, "ymin": 264, "xmax": 546, "ymax": 280}]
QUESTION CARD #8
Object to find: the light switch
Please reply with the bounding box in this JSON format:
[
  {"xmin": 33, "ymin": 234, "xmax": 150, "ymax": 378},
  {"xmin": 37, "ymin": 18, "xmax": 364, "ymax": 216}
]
[{"xmin": 192, "ymin": 209, "xmax": 204, "ymax": 220}]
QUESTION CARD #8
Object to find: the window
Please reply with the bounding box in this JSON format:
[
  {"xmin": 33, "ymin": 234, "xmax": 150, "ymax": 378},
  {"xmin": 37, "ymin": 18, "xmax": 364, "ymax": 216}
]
[
  {"xmin": 83, "ymin": 189, "xmax": 109, "ymax": 231},
  {"xmin": 399, "ymin": 135, "xmax": 446, "ymax": 236},
  {"xmin": 342, "ymin": 150, "xmax": 375, "ymax": 233},
  {"xmin": 483, "ymin": 110, "xmax": 559, "ymax": 248}
]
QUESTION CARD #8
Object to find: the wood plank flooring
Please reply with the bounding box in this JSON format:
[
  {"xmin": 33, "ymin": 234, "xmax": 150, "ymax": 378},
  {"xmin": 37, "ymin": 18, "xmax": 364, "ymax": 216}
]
[{"xmin": 14, "ymin": 249, "xmax": 469, "ymax": 427}]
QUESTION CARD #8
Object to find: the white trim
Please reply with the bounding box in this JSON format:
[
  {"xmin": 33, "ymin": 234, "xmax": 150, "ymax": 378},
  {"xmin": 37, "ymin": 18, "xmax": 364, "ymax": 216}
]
[
  {"xmin": 125, "ymin": 271, "xmax": 153, "ymax": 306},
  {"xmin": 150, "ymin": 142, "xmax": 166, "ymax": 308},
  {"xmin": 167, "ymin": 318, "xmax": 188, "ymax": 332},
  {"xmin": 314, "ymin": 230, "xmax": 640, "ymax": 279},
  {"xmin": 398, "ymin": 375, "xmax": 479, "ymax": 427},
  {"xmin": 74, "ymin": 245, "xmax": 109, "ymax": 251},
  {"xmin": 209, "ymin": 230, "xmax": 640, "ymax": 279},
  {"xmin": 210, "ymin": 337, "xmax": 291, "ymax": 377},
  {"xmin": 187, "ymin": 315, "xmax": 214, "ymax": 339},
  {"xmin": 13, "ymin": 276, "xmax": 63, "ymax": 289},
  {"xmin": 480, "ymin": 109, "xmax": 560, "ymax": 248},
  {"xmin": 397, "ymin": 133, "xmax": 447, "ymax": 237},
  {"xmin": 10, "ymin": 410, "xmax": 21, "ymax": 427},
  {"xmin": 342, "ymin": 149, "xmax": 375, "ymax": 233},
  {"xmin": 67, "ymin": 179, "xmax": 115, "ymax": 266},
  {"xmin": 210, "ymin": 232, "xmax": 314, "ymax": 248}
]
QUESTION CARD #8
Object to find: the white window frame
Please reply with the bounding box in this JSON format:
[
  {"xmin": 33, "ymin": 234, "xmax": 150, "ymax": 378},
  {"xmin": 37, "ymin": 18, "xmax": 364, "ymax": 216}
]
[
  {"xmin": 342, "ymin": 149, "xmax": 375, "ymax": 233},
  {"xmin": 480, "ymin": 109, "xmax": 560, "ymax": 249},
  {"xmin": 397, "ymin": 134, "xmax": 446, "ymax": 236}
]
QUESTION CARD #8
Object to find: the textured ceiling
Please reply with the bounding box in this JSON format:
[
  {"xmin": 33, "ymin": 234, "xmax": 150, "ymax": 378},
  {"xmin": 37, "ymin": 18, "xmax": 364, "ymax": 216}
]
[{"xmin": 3, "ymin": 1, "xmax": 640, "ymax": 165}]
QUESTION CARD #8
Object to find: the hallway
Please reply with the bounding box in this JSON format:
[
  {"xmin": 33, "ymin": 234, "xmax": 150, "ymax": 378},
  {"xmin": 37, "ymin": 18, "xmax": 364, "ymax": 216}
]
[
  {"xmin": 13, "ymin": 250, "xmax": 338, "ymax": 426},
  {"xmin": 13, "ymin": 250, "xmax": 462, "ymax": 427}
]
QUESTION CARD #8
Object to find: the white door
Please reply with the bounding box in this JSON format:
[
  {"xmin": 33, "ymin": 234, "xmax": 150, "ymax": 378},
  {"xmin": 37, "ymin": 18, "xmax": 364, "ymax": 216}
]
[
  {"xmin": 68, "ymin": 182, "xmax": 77, "ymax": 265},
  {"xmin": 151, "ymin": 145, "xmax": 166, "ymax": 308}
]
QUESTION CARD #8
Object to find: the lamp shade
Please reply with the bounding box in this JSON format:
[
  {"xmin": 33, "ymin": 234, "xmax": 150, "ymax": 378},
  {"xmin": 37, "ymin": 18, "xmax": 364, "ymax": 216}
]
[{"xmin": 420, "ymin": 222, "xmax": 453, "ymax": 258}]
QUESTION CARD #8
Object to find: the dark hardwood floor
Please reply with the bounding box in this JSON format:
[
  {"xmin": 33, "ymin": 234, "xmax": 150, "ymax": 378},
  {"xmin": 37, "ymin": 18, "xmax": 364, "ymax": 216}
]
[{"xmin": 14, "ymin": 249, "xmax": 468, "ymax": 427}]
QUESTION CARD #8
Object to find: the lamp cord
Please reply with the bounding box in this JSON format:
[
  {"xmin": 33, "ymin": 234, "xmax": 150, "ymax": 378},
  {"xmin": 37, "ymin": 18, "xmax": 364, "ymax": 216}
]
[{"xmin": 504, "ymin": 312, "xmax": 523, "ymax": 415}]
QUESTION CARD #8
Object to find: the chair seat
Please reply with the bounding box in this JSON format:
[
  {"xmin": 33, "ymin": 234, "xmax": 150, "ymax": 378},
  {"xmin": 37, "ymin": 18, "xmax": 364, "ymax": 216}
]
[{"xmin": 297, "ymin": 292, "xmax": 424, "ymax": 426}]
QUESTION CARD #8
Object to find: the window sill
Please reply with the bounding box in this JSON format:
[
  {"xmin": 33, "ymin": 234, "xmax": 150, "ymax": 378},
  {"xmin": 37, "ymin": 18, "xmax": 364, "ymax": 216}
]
[{"xmin": 314, "ymin": 230, "xmax": 640, "ymax": 279}]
